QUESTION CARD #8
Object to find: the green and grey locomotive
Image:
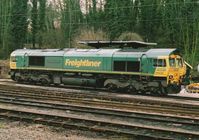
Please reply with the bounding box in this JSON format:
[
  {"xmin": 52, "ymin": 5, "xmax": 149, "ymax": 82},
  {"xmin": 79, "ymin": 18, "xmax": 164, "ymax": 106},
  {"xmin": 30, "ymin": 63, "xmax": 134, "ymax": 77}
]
[{"xmin": 9, "ymin": 41, "xmax": 190, "ymax": 95}]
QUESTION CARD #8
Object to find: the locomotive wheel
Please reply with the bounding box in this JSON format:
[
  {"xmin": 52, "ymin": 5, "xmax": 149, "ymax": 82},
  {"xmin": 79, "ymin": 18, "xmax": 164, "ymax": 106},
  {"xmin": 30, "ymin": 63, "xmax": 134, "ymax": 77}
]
[
  {"xmin": 106, "ymin": 83, "xmax": 117, "ymax": 92},
  {"xmin": 15, "ymin": 76, "xmax": 23, "ymax": 83},
  {"xmin": 54, "ymin": 83, "xmax": 60, "ymax": 86},
  {"xmin": 126, "ymin": 85, "xmax": 136, "ymax": 93},
  {"xmin": 28, "ymin": 79, "xmax": 36, "ymax": 85},
  {"xmin": 40, "ymin": 78, "xmax": 49, "ymax": 86},
  {"xmin": 167, "ymin": 85, "xmax": 181, "ymax": 94},
  {"xmin": 11, "ymin": 75, "xmax": 15, "ymax": 81},
  {"xmin": 160, "ymin": 87, "xmax": 168, "ymax": 96}
]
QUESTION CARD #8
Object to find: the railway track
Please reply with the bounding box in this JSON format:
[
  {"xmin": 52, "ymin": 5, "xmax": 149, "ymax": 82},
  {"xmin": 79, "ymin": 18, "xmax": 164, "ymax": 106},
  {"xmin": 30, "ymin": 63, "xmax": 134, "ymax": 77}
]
[
  {"xmin": 0, "ymin": 85, "xmax": 199, "ymax": 115},
  {"xmin": 0, "ymin": 88, "xmax": 199, "ymax": 116},
  {"xmin": 0, "ymin": 83, "xmax": 199, "ymax": 139},
  {"xmin": 1, "ymin": 80, "xmax": 199, "ymax": 102},
  {"xmin": 0, "ymin": 95, "xmax": 198, "ymax": 126},
  {"xmin": 0, "ymin": 83, "xmax": 199, "ymax": 107},
  {"xmin": 24, "ymin": 81, "xmax": 199, "ymax": 98},
  {"xmin": 1, "ymin": 106, "xmax": 198, "ymax": 140},
  {"xmin": 0, "ymin": 95, "xmax": 199, "ymax": 139}
]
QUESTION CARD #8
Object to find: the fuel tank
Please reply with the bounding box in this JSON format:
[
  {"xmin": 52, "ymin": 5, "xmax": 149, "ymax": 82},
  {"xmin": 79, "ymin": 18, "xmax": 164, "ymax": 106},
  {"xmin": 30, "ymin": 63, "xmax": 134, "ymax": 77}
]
[{"xmin": 62, "ymin": 77, "xmax": 96, "ymax": 87}]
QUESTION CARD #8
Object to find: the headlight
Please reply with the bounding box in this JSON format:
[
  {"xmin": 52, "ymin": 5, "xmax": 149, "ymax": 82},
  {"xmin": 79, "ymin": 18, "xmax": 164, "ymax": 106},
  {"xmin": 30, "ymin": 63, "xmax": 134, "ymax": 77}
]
[{"xmin": 169, "ymin": 75, "xmax": 173, "ymax": 79}]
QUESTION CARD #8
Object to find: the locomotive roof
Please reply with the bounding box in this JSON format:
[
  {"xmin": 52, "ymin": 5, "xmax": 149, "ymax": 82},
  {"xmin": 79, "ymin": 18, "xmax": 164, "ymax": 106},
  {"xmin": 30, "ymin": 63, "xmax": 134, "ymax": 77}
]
[
  {"xmin": 79, "ymin": 40, "xmax": 157, "ymax": 48},
  {"xmin": 11, "ymin": 48, "xmax": 179, "ymax": 58}
]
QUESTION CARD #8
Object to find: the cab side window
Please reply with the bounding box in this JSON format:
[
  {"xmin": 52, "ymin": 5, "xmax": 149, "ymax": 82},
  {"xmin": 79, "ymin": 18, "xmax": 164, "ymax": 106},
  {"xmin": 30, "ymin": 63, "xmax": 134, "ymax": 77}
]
[
  {"xmin": 169, "ymin": 58, "xmax": 175, "ymax": 67},
  {"xmin": 11, "ymin": 56, "xmax": 17, "ymax": 62},
  {"xmin": 177, "ymin": 58, "xmax": 183, "ymax": 67},
  {"xmin": 153, "ymin": 59, "xmax": 166, "ymax": 67}
]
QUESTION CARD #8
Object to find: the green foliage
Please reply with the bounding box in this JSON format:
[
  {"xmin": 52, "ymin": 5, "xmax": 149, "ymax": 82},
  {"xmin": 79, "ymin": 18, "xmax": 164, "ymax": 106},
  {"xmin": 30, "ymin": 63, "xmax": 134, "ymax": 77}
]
[
  {"xmin": 31, "ymin": 0, "xmax": 38, "ymax": 48},
  {"xmin": 138, "ymin": 0, "xmax": 163, "ymax": 41},
  {"xmin": 39, "ymin": 29, "xmax": 66, "ymax": 48},
  {"xmin": 38, "ymin": 0, "xmax": 46, "ymax": 31},
  {"xmin": 61, "ymin": 0, "xmax": 83, "ymax": 48},
  {"xmin": 10, "ymin": 0, "xmax": 28, "ymax": 51},
  {"xmin": 0, "ymin": 0, "xmax": 198, "ymax": 69},
  {"xmin": 104, "ymin": 0, "xmax": 136, "ymax": 39},
  {"xmin": 38, "ymin": 0, "xmax": 47, "ymax": 46},
  {"xmin": 0, "ymin": 0, "xmax": 13, "ymax": 59},
  {"xmin": 162, "ymin": 1, "xmax": 199, "ymax": 67}
]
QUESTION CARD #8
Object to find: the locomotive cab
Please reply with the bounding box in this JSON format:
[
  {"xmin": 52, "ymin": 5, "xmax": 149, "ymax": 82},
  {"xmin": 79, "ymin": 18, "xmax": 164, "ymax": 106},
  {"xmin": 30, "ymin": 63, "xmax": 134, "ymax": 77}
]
[
  {"xmin": 168, "ymin": 55, "xmax": 182, "ymax": 84},
  {"xmin": 10, "ymin": 56, "xmax": 17, "ymax": 69},
  {"xmin": 167, "ymin": 54, "xmax": 187, "ymax": 93}
]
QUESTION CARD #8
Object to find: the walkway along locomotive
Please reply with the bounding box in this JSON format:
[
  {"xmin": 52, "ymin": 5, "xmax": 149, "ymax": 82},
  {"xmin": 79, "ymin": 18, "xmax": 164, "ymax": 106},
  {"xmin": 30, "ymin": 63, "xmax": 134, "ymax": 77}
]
[{"xmin": 9, "ymin": 41, "xmax": 191, "ymax": 95}]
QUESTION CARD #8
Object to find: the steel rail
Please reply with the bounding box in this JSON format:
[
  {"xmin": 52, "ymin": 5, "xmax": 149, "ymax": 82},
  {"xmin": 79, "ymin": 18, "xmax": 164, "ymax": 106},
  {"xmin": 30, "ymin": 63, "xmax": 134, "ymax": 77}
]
[
  {"xmin": 1, "ymin": 83, "xmax": 199, "ymax": 107},
  {"xmin": 0, "ymin": 90, "xmax": 199, "ymax": 118},
  {"xmin": 0, "ymin": 83, "xmax": 199, "ymax": 139},
  {"xmin": 0, "ymin": 85, "xmax": 199, "ymax": 109},
  {"xmin": 0, "ymin": 87, "xmax": 199, "ymax": 109},
  {"xmin": 0, "ymin": 95, "xmax": 198, "ymax": 127},
  {"xmin": 1, "ymin": 83, "xmax": 199, "ymax": 102},
  {"xmin": 0, "ymin": 107, "xmax": 198, "ymax": 139}
]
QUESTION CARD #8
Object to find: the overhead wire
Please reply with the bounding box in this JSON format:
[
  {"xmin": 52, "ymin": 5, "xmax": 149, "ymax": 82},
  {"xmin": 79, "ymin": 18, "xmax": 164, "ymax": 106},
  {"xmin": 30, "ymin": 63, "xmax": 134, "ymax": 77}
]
[
  {"xmin": 0, "ymin": 1, "xmax": 198, "ymax": 18},
  {"xmin": 0, "ymin": 0, "xmax": 198, "ymax": 46}
]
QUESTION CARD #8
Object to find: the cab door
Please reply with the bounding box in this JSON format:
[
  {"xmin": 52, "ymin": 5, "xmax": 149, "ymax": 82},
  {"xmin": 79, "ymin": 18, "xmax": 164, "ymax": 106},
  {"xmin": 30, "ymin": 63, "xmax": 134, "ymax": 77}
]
[
  {"xmin": 140, "ymin": 54, "xmax": 148, "ymax": 73},
  {"xmin": 15, "ymin": 54, "xmax": 27, "ymax": 68},
  {"xmin": 24, "ymin": 53, "xmax": 28, "ymax": 67}
]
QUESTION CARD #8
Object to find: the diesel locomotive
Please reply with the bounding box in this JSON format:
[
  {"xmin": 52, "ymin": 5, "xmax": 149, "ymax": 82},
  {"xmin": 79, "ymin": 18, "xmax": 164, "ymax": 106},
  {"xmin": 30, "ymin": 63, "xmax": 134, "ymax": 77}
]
[{"xmin": 9, "ymin": 41, "xmax": 190, "ymax": 95}]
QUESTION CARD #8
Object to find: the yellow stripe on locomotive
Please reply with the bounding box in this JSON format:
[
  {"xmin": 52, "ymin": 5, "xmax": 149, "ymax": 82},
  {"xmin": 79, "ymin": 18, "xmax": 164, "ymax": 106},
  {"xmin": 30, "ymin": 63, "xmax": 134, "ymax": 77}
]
[{"xmin": 9, "ymin": 41, "xmax": 191, "ymax": 95}]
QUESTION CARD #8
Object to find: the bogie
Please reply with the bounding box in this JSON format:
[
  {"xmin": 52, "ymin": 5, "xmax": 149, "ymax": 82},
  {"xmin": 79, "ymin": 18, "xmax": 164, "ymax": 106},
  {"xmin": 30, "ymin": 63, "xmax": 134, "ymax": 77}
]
[{"xmin": 9, "ymin": 41, "xmax": 190, "ymax": 95}]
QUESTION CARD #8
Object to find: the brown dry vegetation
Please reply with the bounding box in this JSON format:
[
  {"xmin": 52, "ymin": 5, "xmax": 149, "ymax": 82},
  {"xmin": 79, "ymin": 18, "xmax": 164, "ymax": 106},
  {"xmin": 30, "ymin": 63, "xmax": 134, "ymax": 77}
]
[
  {"xmin": 72, "ymin": 28, "xmax": 109, "ymax": 48},
  {"xmin": 72, "ymin": 29, "xmax": 144, "ymax": 49},
  {"xmin": 0, "ymin": 60, "xmax": 10, "ymax": 79},
  {"xmin": 118, "ymin": 32, "xmax": 144, "ymax": 41}
]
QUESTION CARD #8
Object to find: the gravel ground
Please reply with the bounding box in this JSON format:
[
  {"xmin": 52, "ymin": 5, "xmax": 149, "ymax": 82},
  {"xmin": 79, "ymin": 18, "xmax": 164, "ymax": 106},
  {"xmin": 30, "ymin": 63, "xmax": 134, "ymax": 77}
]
[{"xmin": 0, "ymin": 120, "xmax": 128, "ymax": 140}]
